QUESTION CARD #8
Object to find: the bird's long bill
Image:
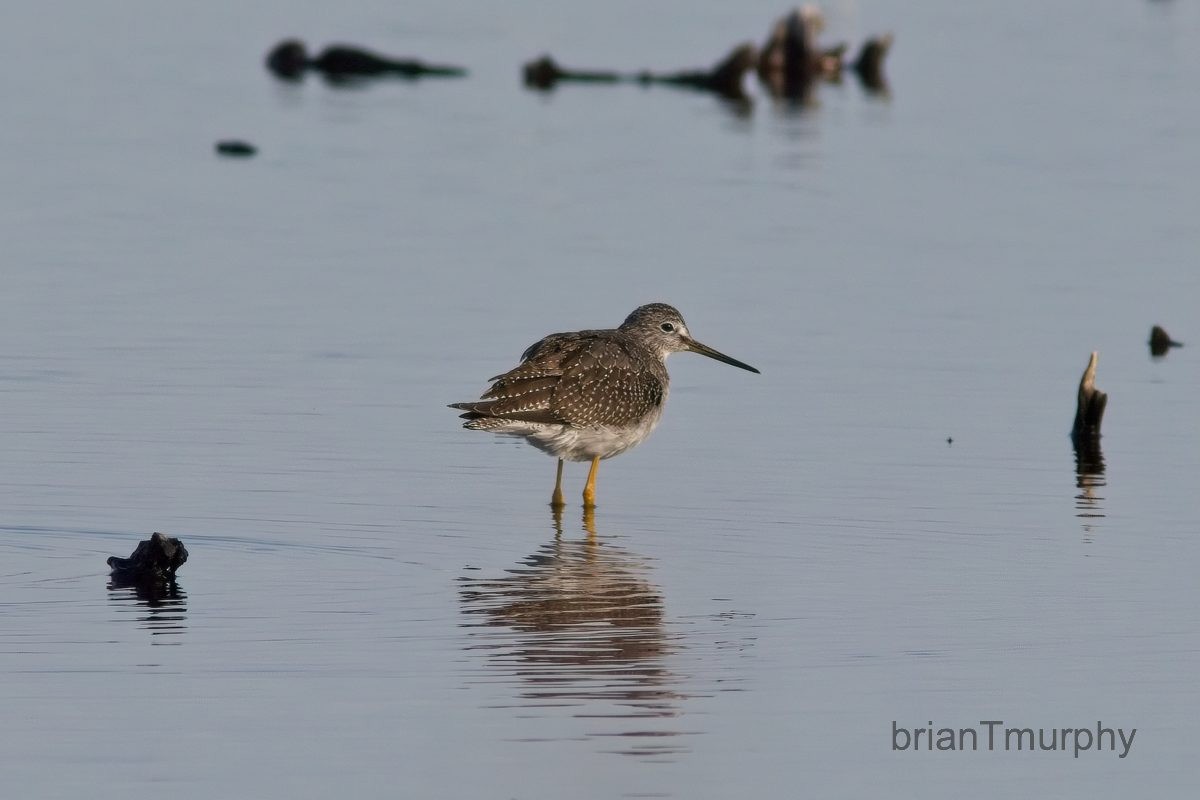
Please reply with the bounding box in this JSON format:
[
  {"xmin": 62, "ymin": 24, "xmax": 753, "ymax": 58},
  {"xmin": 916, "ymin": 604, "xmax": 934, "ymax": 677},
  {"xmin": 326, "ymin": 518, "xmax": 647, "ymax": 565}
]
[{"xmin": 685, "ymin": 337, "xmax": 760, "ymax": 374}]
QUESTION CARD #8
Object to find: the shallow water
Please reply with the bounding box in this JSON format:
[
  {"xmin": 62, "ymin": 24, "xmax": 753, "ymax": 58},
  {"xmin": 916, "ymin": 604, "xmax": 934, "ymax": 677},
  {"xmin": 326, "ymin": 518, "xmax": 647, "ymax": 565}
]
[{"xmin": 2, "ymin": 0, "xmax": 1199, "ymax": 797}]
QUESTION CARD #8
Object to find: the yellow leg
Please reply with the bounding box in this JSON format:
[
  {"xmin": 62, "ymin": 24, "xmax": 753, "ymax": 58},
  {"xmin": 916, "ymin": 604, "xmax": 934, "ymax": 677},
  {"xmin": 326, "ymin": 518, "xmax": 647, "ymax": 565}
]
[
  {"xmin": 582, "ymin": 456, "xmax": 600, "ymax": 508},
  {"xmin": 550, "ymin": 459, "xmax": 565, "ymax": 508}
]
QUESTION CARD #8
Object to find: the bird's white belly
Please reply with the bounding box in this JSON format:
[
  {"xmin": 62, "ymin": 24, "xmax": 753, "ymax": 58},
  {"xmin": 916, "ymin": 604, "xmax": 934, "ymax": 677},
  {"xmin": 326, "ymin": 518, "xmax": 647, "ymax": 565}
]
[{"xmin": 488, "ymin": 406, "xmax": 665, "ymax": 462}]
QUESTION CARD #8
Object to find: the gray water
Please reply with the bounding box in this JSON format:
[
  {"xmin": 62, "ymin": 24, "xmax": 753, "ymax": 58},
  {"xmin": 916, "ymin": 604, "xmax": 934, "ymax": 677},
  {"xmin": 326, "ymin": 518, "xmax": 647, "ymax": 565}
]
[{"xmin": 2, "ymin": 0, "xmax": 1198, "ymax": 797}]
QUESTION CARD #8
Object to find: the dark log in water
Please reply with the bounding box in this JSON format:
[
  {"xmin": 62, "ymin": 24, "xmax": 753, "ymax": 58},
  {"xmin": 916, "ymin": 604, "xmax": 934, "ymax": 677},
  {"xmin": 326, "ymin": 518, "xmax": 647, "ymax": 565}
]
[
  {"xmin": 1071, "ymin": 352, "xmax": 1107, "ymax": 443},
  {"xmin": 265, "ymin": 39, "xmax": 467, "ymax": 83},
  {"xmin": 636, "ymin": 43, "xmax": 760, "ymax": 100},
  {"xmin": 215, "ymin": 140, "xmax": 257, "ymax": 157},
  {"xmin": 523, "ymin": 55, "xmax": 622, "ymax": 89},
  {"xmin": 107, "ymin": 532, "xmax": 188, "ymax": 585},
  {"xmin": 523, "ymin": 44, "xmax": 759, "ymax": 102}
]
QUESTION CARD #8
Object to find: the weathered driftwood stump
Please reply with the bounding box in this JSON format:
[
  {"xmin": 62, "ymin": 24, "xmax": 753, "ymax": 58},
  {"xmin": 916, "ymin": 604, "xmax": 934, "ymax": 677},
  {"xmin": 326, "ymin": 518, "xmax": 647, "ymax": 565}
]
[
  {"xmin": 1071, "ymin": 352, "xmax": 1107, "ymax": 443},
  {"xmin": 108, "ymin": 532, "xmax": 188, "ymax": 585},
  {"xmin": 1149, "ymin": 325, "xmax": 1182, "ymax": 357}
]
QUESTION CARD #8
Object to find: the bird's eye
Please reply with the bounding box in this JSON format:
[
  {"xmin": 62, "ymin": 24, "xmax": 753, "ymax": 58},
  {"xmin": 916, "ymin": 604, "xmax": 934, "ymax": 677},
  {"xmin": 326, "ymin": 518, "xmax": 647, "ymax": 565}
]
[{"xmin": 660, "ymin": 322, "xmax": 675, "ymax": 333}]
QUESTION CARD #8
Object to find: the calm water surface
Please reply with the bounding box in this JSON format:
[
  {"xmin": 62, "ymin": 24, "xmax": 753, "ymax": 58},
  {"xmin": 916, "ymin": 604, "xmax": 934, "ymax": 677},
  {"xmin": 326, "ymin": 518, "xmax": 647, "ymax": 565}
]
[{"xmin": 2, "ymin": 0, "xmax": 1198, "ymax": 797}]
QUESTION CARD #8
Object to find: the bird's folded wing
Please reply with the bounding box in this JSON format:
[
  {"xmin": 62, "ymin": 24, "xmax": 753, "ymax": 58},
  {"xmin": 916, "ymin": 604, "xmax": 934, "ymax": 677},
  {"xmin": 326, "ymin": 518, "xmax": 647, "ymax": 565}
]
[
  {"xmin": 449, "ymin": 332, "xmax": 662, "ymax": 428},
  {"xmin": 449, "ymin": 372, "xmax": 563, "ymax": 424},
  {"xmin": 550, "ymin": 339, "xmax": 663, "ymax": 427}
]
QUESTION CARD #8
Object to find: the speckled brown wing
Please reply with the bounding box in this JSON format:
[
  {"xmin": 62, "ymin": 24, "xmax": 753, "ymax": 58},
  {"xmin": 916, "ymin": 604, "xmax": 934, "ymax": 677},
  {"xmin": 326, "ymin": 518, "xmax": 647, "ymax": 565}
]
[
  {"xmin": 449, "ymin": 332, "xmax": 586, "ymax": 425},
  {"xmin": 548, "ymin": 336, "xmax": 664, "ymax": 427},
  {"xmin": 450, "ymin": 331, "xmax": 664, "ymax": 428}
]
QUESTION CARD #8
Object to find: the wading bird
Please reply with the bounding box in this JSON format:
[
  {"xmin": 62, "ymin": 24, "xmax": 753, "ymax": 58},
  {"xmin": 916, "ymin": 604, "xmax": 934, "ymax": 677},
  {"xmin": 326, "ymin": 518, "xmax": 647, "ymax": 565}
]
[{"xmin": 450, "ymin": 303, "xmax": 759, "ymax": 508}]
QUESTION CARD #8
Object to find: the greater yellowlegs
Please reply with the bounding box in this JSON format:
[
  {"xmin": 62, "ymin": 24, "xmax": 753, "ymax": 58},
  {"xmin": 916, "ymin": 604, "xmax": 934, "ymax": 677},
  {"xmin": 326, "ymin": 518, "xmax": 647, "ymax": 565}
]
[{"xmin": 450, "ymin": 303, "xmax": 759, "ymax": 508}]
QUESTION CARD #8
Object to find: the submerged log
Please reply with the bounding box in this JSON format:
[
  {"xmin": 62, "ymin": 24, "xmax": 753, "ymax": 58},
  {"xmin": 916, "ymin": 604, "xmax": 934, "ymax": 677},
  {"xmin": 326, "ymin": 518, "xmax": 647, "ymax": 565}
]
[
  {"xmin": 523, "ymin": 44, "xmax": 759, "ymax": 102},
  {"xmin": 215, "ymin": 140, "xmax": 257, "ymax": 157},
  {"xmin": 1149, "ymin": 325, "xmax": 1182, "ymax": 357},
  {"xmin": 313, "ymin": 45, "xmax": 467, "ymax": 79},
  {"xmin": 523, "ymin": 9, "xmax": 890, "ymax": 104},
  {"xmin": 265, "ymin": 39, "xmax": 467, "ymax": 82},
  {"xmin": 108, "ymin": 532, "xmax": 188, "ymax": 585},
  {"xmin": 636, "ymin": 43, "xmax": 760, "ymax": 100},
  {"xmin": 523, "ymin": 55, "xmax": 621, "ymax": 89},
  {"xmin": 1071, "ymin": 352, "xmax": 1107, "ymax": 443}
]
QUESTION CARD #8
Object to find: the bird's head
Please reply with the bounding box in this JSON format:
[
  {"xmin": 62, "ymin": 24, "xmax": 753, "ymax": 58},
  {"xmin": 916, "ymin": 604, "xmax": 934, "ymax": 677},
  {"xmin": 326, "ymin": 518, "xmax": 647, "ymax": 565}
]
[{"xmin": 620, "ymin": 303, "xmax": 759, "ymax": 373}]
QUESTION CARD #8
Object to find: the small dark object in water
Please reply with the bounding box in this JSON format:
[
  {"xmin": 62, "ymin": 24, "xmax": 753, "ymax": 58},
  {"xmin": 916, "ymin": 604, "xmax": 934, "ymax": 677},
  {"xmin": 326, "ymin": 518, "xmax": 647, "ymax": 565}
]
[
  {"xmin": 108, "ymin": 532, "xmax": 188, "ymax": 584},
  {"xmin": 1071, "ymin": 352, "xmax": 1107, "ymax": 443},
  {"xmin": 316, "ymin": 45, "xmax": 466, "ymax": 78},
  {"xmin": 852, "ymin": 34, "xmax": 893, "ymax": 94},
  {"xmin": 1149, "ymin": 325, "xmax": 1182, "ymax": 357},
  {"xmin": 946, "ymin": 436, "xmax": 953, "ymax": 446},
  {"xmin": 215, "ymin": 140, "xmax": 257, "ymax": 157},
  {"xmin": 265, "ymin": 39, "xmax": 467, "ymax": 82},
  {"xmin": 266, "ymin": 38, "xmax": 308, "ymax": 80}
]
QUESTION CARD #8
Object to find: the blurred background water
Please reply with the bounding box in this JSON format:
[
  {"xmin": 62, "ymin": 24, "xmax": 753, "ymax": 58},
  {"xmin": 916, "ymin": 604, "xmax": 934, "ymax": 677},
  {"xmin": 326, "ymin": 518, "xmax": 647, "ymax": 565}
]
[{"xmin": 1, "ymin": 0, "xmax": 1197, "ymax": 797}]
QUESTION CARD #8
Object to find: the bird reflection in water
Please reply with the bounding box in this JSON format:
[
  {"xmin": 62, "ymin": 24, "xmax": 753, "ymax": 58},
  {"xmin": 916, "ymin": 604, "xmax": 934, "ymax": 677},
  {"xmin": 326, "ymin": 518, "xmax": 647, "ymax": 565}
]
[
  {"xmin": 107, "ymin": 575, "xmax": 188, "ymax": 642},
  {"xmin": 459, "ymin": 507, "xmax": 689, "ymax": 758},
  {"xmin": 1073, "ymin": 438, "xmax": 1106, "ymax": 540}
]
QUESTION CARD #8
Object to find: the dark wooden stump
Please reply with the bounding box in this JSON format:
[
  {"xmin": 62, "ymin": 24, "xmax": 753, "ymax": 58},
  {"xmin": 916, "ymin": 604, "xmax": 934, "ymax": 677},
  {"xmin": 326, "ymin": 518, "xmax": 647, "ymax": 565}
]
[{"xmin": 1071, "ymin": 351, "xmax": 1107, "ymax": 444}]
